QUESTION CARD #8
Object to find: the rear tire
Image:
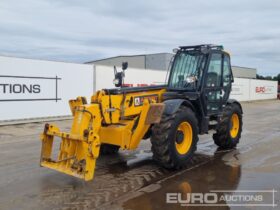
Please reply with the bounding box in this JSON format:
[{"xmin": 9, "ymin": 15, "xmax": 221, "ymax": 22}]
[
  {"xmin": 100, "ymin": 144, "xmax": 120, "ymax": 155},
  {"xmin": 213, "ymin": 103, "xmax": 243, "ymax": 149},
  {"xmin": 151, "ymin": 106, "xmax": 198, "ymax": 169}
]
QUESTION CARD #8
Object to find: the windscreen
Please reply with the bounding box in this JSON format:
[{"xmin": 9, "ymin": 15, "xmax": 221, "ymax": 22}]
[{"xmin": 168, "ymin": 51, "xmax": 206, "ymax": 89}]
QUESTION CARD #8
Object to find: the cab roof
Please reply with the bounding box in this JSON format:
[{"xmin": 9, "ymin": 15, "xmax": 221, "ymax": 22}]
[{"xmin": 179, "ymin": 44, "xmax": 224, "ymax": 51}]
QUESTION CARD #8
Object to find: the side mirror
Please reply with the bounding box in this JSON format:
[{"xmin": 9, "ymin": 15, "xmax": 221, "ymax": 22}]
[
  {"xmin": 113, "ymin": 72, "xmax": 123, "ymax": 87},
  {"xmin": 122, "ymin": 62, "xmax": 128, "ymax": 70},
  {"xmin": 224, "ymin": 74, "xmax": 230, "ymax": 82},
  {"xmin": 113, "ymin": 62, "xmax": 128, "ymax": 87}
]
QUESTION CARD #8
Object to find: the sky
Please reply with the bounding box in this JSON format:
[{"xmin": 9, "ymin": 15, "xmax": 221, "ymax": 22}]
[{"xmin": 0, "ymin": 0, "xmax": 279, "ymax": 76}]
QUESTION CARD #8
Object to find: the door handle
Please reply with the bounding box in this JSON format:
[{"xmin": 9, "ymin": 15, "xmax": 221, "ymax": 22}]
[{"xmin": 220, "ymin": 90, "xmax": 225, "ymax": 98}]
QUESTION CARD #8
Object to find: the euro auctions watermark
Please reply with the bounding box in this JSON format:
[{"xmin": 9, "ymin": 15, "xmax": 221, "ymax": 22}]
[{"xmin": 166, "ymin": 190, "xmax": 278, "ymax": 207}]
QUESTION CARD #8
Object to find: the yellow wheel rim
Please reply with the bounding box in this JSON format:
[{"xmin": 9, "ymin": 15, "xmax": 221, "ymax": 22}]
[
  {"xmin": 230, "ymin": 113, "xmax": 240, "ymax": 138},
  {"xmin": 175, "ymin": 122, "xmax": 193, "ymax": 155}
]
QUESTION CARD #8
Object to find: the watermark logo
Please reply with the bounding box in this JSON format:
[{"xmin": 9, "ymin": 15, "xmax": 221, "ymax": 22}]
[{"xmin": 166, "ymin": 190, "xmax": 278, "ymax": 207}]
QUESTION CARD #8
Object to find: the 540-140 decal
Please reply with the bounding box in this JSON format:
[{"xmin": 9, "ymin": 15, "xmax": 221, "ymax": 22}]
[{"xmin": 134, "ymin": 94, "xmax": 159, "ymax": 107}]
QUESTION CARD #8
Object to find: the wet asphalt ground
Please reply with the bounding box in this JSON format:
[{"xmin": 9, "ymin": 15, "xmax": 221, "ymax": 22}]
[{"xmin": 0, "ymin": 100, "xmax": 279, "ymax": 210}]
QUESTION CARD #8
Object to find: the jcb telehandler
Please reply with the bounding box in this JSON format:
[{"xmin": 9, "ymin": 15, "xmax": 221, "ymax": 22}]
[{"xmin": 40, "ymin": 44, "xmax": 243, "ymax": 181}]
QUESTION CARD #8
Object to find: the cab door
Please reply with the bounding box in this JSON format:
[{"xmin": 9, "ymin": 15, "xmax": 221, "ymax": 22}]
[
  {"xmin": 204, "ymin": 52, "xmax": 233, "ymax": 115},
  {"xmin": 204, "ymin": 52, "xmax": 223, "ymax": 115},
  {"xmin": 221, "ymin": 54, "xmax": 233, "ymax": 105}
]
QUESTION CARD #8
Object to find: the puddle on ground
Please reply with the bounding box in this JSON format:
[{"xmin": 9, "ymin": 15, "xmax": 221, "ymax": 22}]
[
  {"xmin": 120, "ymin": 143, "xmax": 280, "ymax": 210},
  {"xmin": 121, "ymin": 149, "xmax": 243, "ymax": 210}
]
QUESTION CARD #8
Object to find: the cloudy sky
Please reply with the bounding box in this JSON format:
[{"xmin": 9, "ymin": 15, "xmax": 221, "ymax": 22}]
[{"xmin": 0, "ymin": 0, "xmax": 279, "ymax": 76}]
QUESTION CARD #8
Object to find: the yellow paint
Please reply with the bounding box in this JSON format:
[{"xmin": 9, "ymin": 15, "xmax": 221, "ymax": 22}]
[
  {"xmin": 175, "ymin": 122, "xmax": 193, "ymax": 155},
  {"xmin": 40, "ymin": 87, "xmax": 166, "ymax": 181},
  {"xmin": 40, "ymin": 101, "xmax": 102, "ymax": 181},
  {"xmin": 69, "ymin": 97, "xmax": 87, "ymax": 116},
  {"xmin": 99, "ymin": 120, "xmax": 134, "ymax": 149},
  {"xmin": 129, "ymin": 100, "xmax": 152, "ymax": 149},
  {"xmin": 230, "ymin": 113, "xmax": 239, "ymax": 138}
]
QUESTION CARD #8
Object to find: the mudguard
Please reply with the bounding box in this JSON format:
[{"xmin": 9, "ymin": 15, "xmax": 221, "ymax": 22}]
[
  {"xmin": 163, "ymin": 99, "xmax": 195, "ymax": 115},
  {"xmin": 227, "ymin": 99, "xmax": 243, "ymax": 114}
]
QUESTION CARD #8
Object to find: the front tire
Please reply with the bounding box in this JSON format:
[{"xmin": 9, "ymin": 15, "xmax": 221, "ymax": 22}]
[
  {"xmin": 151, "ymin": 106, "xmax": 199, "ymax": 169},
  {"xmin": 213, "ymin": 103, "xmax": 243, "ymax": 149}
]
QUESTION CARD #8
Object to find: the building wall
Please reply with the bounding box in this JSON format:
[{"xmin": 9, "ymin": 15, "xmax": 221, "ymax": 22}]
[
  {"xmin": 94, "ymin": 65, "xmax": 166, "ymax": 90},
  {"xmin": 232, "ymin": 66, "xmax": 256, "ymax": 79},
  {"xmin": 0, "ymin": 56, "xmax": 94, "ymax": 122},
  {"xmin": 88, "ymin": 54, "xmax": 257, "ymax": 79},
  {"xmin": 230, "ymin": 78, "xmax": 277, "ymax": 101},
  {"xmin": 88, "ymin": 55, "xmax": 145, "ymax": 69},
  {"xmin": 145, "ymin": 53, "xmax": 174, "ymax": 70}
]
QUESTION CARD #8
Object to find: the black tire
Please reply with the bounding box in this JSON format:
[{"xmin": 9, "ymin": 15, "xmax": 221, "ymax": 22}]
[
  {"xmin": 151, "ymin": 106, "xmax": 199, "ymax": 169},
  {"xmin": 100, "ymin": 143, "xmax": 120, "ymax": 155},
  {"xmin": 213, "ymin": 103, "xmax": 243, "ymax": 149},
  {"xmin": 142, "ymin": 128, "xmax": 152, "ymax": 140}
]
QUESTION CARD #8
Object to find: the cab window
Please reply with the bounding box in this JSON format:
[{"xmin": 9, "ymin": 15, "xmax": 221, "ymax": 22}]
[
  {"xmin": 206, "ymin": 53, "xmax": 222, "ymax": 87},
  {"xmin": 223, "ymin": 55, "xmax": 232, "ymax": 87}
]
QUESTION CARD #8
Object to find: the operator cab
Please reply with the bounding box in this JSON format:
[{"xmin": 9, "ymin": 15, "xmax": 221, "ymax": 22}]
[{"xmin": 165, "ymin": 44, "xmax": 234, "ymax": 116}]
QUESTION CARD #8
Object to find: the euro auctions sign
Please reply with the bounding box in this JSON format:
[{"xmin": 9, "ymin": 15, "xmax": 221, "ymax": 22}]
[
  {"xmin": 255, "ymin": 86, "xmax": 274, "ymax": 94},
  {"xmin": 0, "ymin": 75, "xmax": 61, "ymax": 102}
]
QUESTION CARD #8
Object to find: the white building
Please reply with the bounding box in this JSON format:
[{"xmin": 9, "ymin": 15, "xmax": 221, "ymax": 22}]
[{"xmin": 86, "ymin": 53, "xmax": 257, "ymax": 79}]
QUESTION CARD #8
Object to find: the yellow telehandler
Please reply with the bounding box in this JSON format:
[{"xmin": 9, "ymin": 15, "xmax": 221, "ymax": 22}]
[{"xmin": 40, "ymin": 45, "xmax": 243, "ymax": 181}]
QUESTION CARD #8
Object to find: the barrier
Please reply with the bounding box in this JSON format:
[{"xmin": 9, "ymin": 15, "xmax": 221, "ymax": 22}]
[
  {"xmin": 94, "ymin": 65, "xmax": 166, "ymax": 90},
  {"xmin": 0, "ymin": 56, "xmax": 277, "ymax": 122},
  {"xmin": 94, "ymin": 66, "xmax": 278, "ymax": 102},
  {"xmin": 0, "ymin": 56, "xmax": 93, "ymax": 122},
  {"xmin": 230, "ymin": 78, "xmax": 278, "ymax": 101}
]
